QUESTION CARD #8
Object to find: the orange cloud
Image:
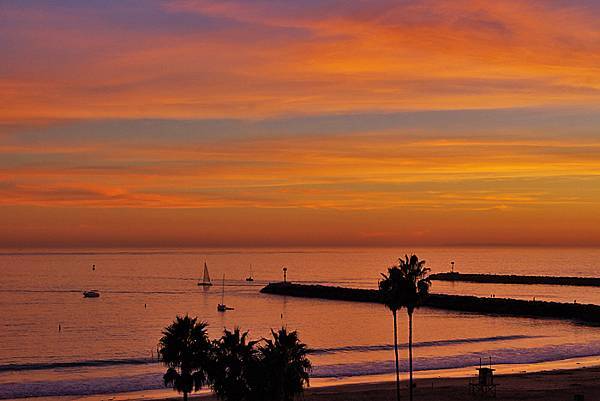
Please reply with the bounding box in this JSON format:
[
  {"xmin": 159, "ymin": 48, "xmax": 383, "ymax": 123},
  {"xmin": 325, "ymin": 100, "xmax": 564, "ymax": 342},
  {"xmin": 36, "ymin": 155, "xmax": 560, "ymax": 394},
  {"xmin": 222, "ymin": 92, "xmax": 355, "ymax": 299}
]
[
  {"xmin": 1, "ymin": 1, "xmax": 600, "ymax": 121},
  {"xmin": 3, "ymin": 130, "xmax": 600, "ymax": 213}
]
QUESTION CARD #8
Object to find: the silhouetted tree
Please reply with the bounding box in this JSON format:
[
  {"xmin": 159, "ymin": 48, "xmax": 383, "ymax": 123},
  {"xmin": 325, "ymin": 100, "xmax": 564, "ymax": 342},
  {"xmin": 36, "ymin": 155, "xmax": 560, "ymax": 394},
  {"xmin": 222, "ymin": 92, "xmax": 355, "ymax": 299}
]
[
  {"xmin": 158, "ymin": 315, "xmax": 213, "ymax": 401},
  {"xmin": 398, "ymin": 254, "xmax": 431, "ymax": 401},
  {"xmin": 379, "ymin": 265, "xmax": 405, "ymax": 401},
  {"xmin": 260, "ymin": 327, "xmax": 311, "ymax": 401},
  {"xmin": 211, "ymin": 327, "xmax": 261, "ymax": 401}
]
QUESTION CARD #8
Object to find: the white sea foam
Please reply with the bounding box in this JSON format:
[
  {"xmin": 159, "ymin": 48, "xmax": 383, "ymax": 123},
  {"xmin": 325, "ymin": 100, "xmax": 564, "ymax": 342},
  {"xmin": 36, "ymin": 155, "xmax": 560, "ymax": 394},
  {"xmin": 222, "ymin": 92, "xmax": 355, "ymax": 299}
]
[{"xmin": 2, "ymin": 341, "xmax": 600, "ymax": 399}]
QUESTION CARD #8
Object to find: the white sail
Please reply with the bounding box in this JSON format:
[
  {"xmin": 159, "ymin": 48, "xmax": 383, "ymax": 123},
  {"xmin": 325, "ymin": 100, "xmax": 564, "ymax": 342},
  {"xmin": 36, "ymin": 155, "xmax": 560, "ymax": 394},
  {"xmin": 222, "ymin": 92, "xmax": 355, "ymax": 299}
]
[
  {"xmin": 203, "ymin": 262, "xmax": 211, "ymax": 284},
  {"xmin": 198, "ymin": 262, "xmax": 212, "ymax": 286}
]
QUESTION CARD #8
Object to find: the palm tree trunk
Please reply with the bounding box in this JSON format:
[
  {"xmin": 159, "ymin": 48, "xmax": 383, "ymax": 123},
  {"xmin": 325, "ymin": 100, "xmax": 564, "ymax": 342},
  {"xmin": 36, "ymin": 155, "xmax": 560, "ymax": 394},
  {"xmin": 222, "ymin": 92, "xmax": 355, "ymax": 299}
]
[
  {"xmin": 408, "ymin": 312, "xmax": 413, "ymax": 401},
  {"xmin": 183, "ymin": 391, "xmax": 188, "ymax": 401},
  {"xmin": 393, "ymin": 310, "xmax": 400, "ymax": 401}
]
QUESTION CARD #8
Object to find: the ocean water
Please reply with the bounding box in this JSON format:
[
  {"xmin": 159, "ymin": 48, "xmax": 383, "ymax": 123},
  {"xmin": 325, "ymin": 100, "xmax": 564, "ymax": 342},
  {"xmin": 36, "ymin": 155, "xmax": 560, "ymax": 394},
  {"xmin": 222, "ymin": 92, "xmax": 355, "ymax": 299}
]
[{"xmin": 1, "ymin": 247, "xmax": 600, "ymax": 399}]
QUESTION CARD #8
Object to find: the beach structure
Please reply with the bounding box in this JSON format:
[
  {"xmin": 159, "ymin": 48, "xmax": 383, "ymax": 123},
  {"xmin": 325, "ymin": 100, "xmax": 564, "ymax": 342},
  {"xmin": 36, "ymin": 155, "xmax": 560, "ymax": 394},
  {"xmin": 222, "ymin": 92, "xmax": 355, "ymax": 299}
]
[
  {"xmin": 260, "ymin": 282, "xmax": 600, "ymax": 325},
  {"xmin": 429, "ymin": 272, "xmax": 600, "ymax": 287},
  {"xmin": 469, "ymin": 358, "xmax": 496, "ymax": 398}
]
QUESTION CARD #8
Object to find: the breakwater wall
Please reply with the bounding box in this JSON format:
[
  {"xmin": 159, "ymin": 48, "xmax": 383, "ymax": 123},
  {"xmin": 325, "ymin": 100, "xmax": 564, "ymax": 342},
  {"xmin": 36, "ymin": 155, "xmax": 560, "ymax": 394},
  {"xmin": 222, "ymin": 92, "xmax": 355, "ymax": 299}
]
[
  {"xmin": 260, "ymin": 282, "xmax": 600, "ymax": 325},
  {"xmin": 429, "ymin": 272, "xmax": 600, "ymax": 287}
]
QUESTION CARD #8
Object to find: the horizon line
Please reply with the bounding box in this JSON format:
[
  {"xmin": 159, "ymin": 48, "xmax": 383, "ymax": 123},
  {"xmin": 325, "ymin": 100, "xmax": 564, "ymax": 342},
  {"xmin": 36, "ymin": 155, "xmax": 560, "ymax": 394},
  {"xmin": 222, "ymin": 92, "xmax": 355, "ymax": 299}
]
[{"xmin": 1, "ymin": 243, "xmax": 599, "ymax": 251}]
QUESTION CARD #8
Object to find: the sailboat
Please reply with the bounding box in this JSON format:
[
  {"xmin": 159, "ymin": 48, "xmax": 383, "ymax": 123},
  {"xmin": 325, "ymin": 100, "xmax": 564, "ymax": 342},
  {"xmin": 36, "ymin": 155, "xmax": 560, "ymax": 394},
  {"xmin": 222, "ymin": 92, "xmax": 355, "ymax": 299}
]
[
  {"xmin": 217, "ymin": 274, "xmax": 234, "ymax": 312},
  {"xmin": 245, "ymin": 264, "xmax": 254, "ymax": 282},
  {"xmin": 198, "ymin": 262, "xmax": 213, "ymax": 287}
]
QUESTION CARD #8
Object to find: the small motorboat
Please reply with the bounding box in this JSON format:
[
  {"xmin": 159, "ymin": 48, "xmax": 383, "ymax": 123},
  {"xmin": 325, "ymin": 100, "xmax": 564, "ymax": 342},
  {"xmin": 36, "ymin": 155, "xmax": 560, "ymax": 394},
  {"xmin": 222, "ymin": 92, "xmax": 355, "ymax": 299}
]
[{"xmin": 83, "ymin": 290, "xmax": 100, "ymax": 298}]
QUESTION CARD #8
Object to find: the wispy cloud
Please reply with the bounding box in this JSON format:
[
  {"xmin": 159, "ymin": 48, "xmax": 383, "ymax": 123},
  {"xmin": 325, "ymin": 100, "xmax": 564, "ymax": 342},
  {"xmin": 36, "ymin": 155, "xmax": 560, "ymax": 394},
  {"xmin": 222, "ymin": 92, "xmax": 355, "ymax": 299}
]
[{"xmin": 3, "ymin": 113, "xmax": 600, "ymax": 214}]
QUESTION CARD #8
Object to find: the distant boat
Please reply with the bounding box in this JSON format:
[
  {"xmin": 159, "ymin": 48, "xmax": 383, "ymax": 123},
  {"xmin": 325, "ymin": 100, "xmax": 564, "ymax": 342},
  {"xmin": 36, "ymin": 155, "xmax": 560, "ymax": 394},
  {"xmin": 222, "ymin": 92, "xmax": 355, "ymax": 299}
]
[
  {"xmin": 217, "ymin": 274, "xmax": 234, "ymax": 312},
  {"xmin": 84, "ymin": 264, "xmax": 100, "ymax": 297},
  {"xmin": 198, "ymin": 262, "xmax": 213, "ymax": 287},
  {"xmin": 245, "ymin": 264, "xmax": 254, "ymax": 282}
]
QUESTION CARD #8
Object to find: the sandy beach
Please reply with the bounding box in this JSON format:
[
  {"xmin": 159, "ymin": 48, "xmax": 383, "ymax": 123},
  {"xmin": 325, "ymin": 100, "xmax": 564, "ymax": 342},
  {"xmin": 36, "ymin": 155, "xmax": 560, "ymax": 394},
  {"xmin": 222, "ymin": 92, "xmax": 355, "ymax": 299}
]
[
  {"xmin": 300, "ymin": 368, "xmax": 600, "ymax": 401},
  {"xmin": 77, "ymin": 365, "xmax": 599, "ymax": 401}
]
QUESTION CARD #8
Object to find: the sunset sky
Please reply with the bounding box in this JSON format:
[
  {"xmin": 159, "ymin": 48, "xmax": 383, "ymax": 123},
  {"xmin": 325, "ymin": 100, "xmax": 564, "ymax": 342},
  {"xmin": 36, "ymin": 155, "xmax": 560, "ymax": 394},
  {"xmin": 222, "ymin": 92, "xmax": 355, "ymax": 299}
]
[{"xmin": 2, "ymin": 0, "xmax": 600, "ymax": 248}]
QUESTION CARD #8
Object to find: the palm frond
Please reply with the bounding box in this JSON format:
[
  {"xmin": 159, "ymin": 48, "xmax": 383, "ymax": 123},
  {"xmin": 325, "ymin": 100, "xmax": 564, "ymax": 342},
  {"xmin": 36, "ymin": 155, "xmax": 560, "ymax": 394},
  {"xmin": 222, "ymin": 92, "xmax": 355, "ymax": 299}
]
[{"xmin": 158, "ymin": 315, "xmax": 213, "ymax": 399}]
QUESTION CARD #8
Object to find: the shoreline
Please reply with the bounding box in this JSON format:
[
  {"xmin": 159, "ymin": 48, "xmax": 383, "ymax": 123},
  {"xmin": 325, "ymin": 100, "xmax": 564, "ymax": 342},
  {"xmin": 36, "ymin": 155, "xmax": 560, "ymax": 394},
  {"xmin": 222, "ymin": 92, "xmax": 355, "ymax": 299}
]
[
  {"xmin": 8, "ymin": 344, "xmax": 600, "ymax": 400},
  {"xmin": 64, "ymin": 356, "xmax": 600, "ymax": 401}
]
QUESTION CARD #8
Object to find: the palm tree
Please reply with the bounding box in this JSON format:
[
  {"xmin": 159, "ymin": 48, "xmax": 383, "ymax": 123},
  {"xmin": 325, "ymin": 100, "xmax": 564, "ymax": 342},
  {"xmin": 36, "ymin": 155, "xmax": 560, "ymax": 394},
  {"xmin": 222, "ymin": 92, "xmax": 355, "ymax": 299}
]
[
  {"xmin": 259, "ymin": 327, "xmax": 311, "ymax": 401},
  {"xmin": 211, "ymin": 327, "xmax": 261, "ymax": 401},
  {"xmin": 398, "ymin": 254, "xmax": 431, "ymax": 401},
  {"xmin": 158, "ymin": 315, "xmax": 213, "ymax": 401},
  {"xmin": 379, "ymin": 264, "xmax": 405, "ymax": 401}
]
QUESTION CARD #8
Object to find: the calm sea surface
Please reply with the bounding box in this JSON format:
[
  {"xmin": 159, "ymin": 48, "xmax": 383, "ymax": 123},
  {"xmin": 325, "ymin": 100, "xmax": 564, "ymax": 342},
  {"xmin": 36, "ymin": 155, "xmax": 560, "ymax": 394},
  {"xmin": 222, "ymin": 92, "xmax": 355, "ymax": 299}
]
[{"xmin": 1, "ymin": 247, "xmax": 600, "ymax": 399}]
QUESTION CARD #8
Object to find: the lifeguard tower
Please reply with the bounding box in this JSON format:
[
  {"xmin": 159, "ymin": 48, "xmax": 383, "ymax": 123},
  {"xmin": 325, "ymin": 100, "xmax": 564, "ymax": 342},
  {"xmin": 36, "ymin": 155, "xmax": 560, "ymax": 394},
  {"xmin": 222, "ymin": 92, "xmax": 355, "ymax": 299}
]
[{"xmin": 469, "ymin": 357, "xmax": 497, "ymax": 398}]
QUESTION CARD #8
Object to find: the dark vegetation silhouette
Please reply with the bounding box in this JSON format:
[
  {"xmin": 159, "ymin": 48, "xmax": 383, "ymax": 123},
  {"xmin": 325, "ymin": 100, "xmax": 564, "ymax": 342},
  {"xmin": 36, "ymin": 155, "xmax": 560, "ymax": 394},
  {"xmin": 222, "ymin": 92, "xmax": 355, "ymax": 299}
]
[
  {"xmin": 158, "ymin": 315, "xmax": 212, "ymax": 401},
  {"xmin": 159, "ymin": 316, "xmax": 311, "ymax": 401},
  {"xmin": 396, "ymin": 255, "xmax": 431, "ymax": 401},
  {"xmin": 378, "ymin": 264, "xmax": 404, "ymax": 401},
  {"xmin": 260, "ymin": 328, "xmax": 312, "ymax": 401},
  {"xmin": 379, "ymin": 254, "xmax": 430, "ymax": 401},
  {"xmin": 211, "ymin": 327, "xmax": 261, "ymax": 401}
]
